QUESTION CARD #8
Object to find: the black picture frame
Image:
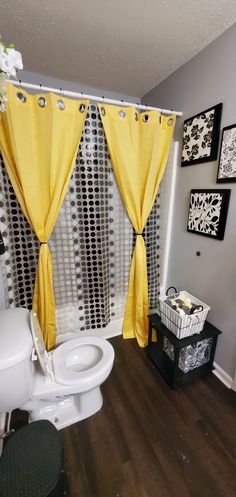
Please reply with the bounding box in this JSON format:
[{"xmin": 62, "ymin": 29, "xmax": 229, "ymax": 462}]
[
  {"xmin": 217, "ymin": 123, "xmax": 236, "ymax": 183},
  {"xmin": 181, "ymin": 103, "xmax": 222, "ymax": 167},
  {"xmin": 187, "ymin": 189, "xmax": 231, "ymax": 240}
]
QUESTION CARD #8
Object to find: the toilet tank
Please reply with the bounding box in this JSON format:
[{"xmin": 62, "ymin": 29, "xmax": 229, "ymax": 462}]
[{"xmin": 0, "ymin": 308, "xmax": 34, "ymax": 413}]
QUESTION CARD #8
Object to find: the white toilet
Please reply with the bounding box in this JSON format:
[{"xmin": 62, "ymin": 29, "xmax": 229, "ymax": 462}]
[{"xmin": 0, "ymin": 308, "xmax": 115, "ymax": 430}]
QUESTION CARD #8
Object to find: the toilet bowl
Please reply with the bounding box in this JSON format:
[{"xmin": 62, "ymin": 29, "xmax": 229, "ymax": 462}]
[{"xmin": 0, "ymin": 308, "xmax": 115, "ymax": 430}]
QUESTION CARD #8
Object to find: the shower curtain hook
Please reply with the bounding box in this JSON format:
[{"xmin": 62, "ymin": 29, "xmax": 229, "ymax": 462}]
[
  {"xmin": 119, "ymin": 99, "xmax": 126, "ymax": 118},
  {"xmin": 134, "ymin": 102, "xmax": 140, "ymax": 122},
  {"xmin": 159, "ymin": 109, "xmax": 163, "ymax": 124},
  {"xmin": 100, "ymin": 96, "xmax": 106, "ymax": 116}
]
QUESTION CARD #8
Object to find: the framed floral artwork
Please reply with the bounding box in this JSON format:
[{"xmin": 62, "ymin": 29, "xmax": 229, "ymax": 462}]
[
  {"xmin": 181, "ymin": 103, "xmax": 222, "ymax": 166},
  {"xmin": 187, "ymin": 189, "xmax": 231, "ymax": 240},
  {"xmin": 217, "ymin": 124, "xmax": 236, "ymax": 182}
]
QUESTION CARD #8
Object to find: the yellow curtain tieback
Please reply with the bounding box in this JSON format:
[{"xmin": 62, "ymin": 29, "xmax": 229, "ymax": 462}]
[
  {"xmin": 40, "ymin": 242, "xmax": 47, "ymax": 245},
  {"xmin": 136, "ymin": 232, "xmax": 143, "ymax": 236}
]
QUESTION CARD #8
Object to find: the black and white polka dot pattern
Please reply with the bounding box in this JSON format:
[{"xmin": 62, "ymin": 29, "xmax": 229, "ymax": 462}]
[
  {"xmin": 145, "ymin": 193, "xmax": 161, "ymax": 309},
  {"xmin": 0, "ymin": 165, "xmax": 39, "ymax": 309}
]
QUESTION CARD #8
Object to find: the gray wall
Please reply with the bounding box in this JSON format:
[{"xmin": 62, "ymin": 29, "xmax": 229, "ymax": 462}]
[
  {"xmin": 19, "ymin": 70, "xmax": 140, "ymax": 103},
  {"xmin": 143, "ymin": 24, "xmax": 236, "ymax": 379}
]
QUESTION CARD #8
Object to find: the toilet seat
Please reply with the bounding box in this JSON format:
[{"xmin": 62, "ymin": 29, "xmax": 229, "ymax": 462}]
[
  {"xmin": 30, "ymin": 311, "xmax": 114, "ymax": 388},
  {"xmin": 52, "ymin": 337, "xmax": 114, "ymax": 386}
]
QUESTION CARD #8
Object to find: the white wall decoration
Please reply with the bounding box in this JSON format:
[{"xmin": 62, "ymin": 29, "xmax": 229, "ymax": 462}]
[
  {"xmin": 187, "ymin": 189, "xmax": 231, "ymax": 240},
  {"xmin": 181, "ymin": 104, "xmax": 222, "ymax": 166},
  {"xmin": 217, "ymin": 124, "xmax": 236, "ymax": 182}
]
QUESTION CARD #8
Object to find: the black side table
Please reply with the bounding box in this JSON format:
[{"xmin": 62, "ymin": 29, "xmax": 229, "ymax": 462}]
[{"xmin": 147, "ymin": 313, "xmax": 221, "ymax": 389}]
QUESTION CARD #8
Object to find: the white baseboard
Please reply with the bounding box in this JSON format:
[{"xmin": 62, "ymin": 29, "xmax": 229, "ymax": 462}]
[
  {"xmin": 0, "ymin": 413, "xmax": 6, "ymax": 456},
  {"xmin": 0, "ymin": 413, "xmax": 6, "ymax": 434},
  {"xmin": 213, "ymin": 362, "xmax": 233, "ymax": 389},
  {"xmin": 56, "ymin": 318, "xmax": 123, "ymax": 344}
]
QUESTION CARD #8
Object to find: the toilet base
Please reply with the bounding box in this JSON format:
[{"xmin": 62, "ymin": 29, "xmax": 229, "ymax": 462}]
[{"xmin": 23, "ymin": 387, "xmax": 103, "ymax": 430}]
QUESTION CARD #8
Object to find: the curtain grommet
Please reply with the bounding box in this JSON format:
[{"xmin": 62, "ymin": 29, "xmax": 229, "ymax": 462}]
[
  {"xmin": 100, "ymin": 107, "xmax": 106, "ymax": 116},
  {"xmin": 57, "ymin": 100, "xmax": 65, "ymax": 110},
  {"xmin": 79, "ymin": 103, "xmax": 86, "ymax": 113},
  {"xmin": 17, "ymin": 92, "xmax": 27, "ymax": 103},
  {"xmin": 119, "ymin": 109, "xmax": 126, "ymax": 118},
  {"xmin": 38, "ymin": 97, "xmax": 47, "ymax": 108},
  {"xmin": 142, "ymin": 114, "xmax": 149, "ymax": 122},
  {"xmin": 168, "ymin": 118, "xmax": 174, "ymax": 126}
]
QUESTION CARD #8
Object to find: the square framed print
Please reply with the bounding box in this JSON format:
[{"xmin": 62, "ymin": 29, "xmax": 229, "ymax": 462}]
[
  {"xmin": 187, "ymin": 189, "xmax": 231, "ymax": 240},
  {"xmin": 181, "ymin": 103, "xmax": 222, "ymax": 166},
  {"xmin": 217, "ymin": 124, "xmax": 236, "ymax": 182}
]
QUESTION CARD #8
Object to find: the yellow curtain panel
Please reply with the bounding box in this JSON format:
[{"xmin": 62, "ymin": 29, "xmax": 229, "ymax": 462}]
[
  {"xmin": 99, "ymin": 105, "xmax": 176, "ymax": 347},
  {"xmin": 0, "ymin": 83, "xmax": 89, "ymax": 350}
]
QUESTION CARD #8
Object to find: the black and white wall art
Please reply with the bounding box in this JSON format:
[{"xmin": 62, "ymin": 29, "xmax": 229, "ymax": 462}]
[
  {"xmin": 187, "ymin": 189, "xmax": 231, "ymax": 240},
  {"xmin": 181, "ymin": 104, "xmax": 222, "ymax": 166},
  {"xmin": 217, "ymin": 124, "xmax": 236, "ymax": 182}
]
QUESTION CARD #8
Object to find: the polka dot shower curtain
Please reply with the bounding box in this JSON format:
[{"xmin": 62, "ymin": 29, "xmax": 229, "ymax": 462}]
[
  {"xmin": 0, "ymin": 103, "xmax": 164, "ymax": 344},
  {"xmin": 0, "ymin": 83, "xmax": 89, "ymax": 349},
  {"xmin": 99, "ymin": 105, "xmax": 176, "ymax": 347}
]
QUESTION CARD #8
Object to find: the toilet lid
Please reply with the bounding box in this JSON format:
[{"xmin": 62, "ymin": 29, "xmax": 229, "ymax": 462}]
[{"xmin": 30, "ymin": 311, "xmax": 48, "ymax": 376}]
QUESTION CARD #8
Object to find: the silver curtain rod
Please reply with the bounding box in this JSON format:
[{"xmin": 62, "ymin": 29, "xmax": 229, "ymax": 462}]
[{"xmin": 7, "ymin": 79, "xmax": 183, "ymax": 117}]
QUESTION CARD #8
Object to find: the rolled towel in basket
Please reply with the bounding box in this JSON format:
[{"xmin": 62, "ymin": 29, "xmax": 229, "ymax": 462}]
[{"xmin": 164, "ymin": 296, "xmax": 203, "ymax": 316}]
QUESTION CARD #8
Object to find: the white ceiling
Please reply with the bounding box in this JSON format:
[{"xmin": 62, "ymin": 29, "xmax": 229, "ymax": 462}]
[{"xmin": 1, "ymin": 0, "xmax": 236, "ymax": 97}]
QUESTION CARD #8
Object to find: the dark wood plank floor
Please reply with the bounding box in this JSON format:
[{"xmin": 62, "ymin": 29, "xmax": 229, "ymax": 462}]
[{"xmin": 11, "ymin": 336, "xmax": 236, "ymax": 497}]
